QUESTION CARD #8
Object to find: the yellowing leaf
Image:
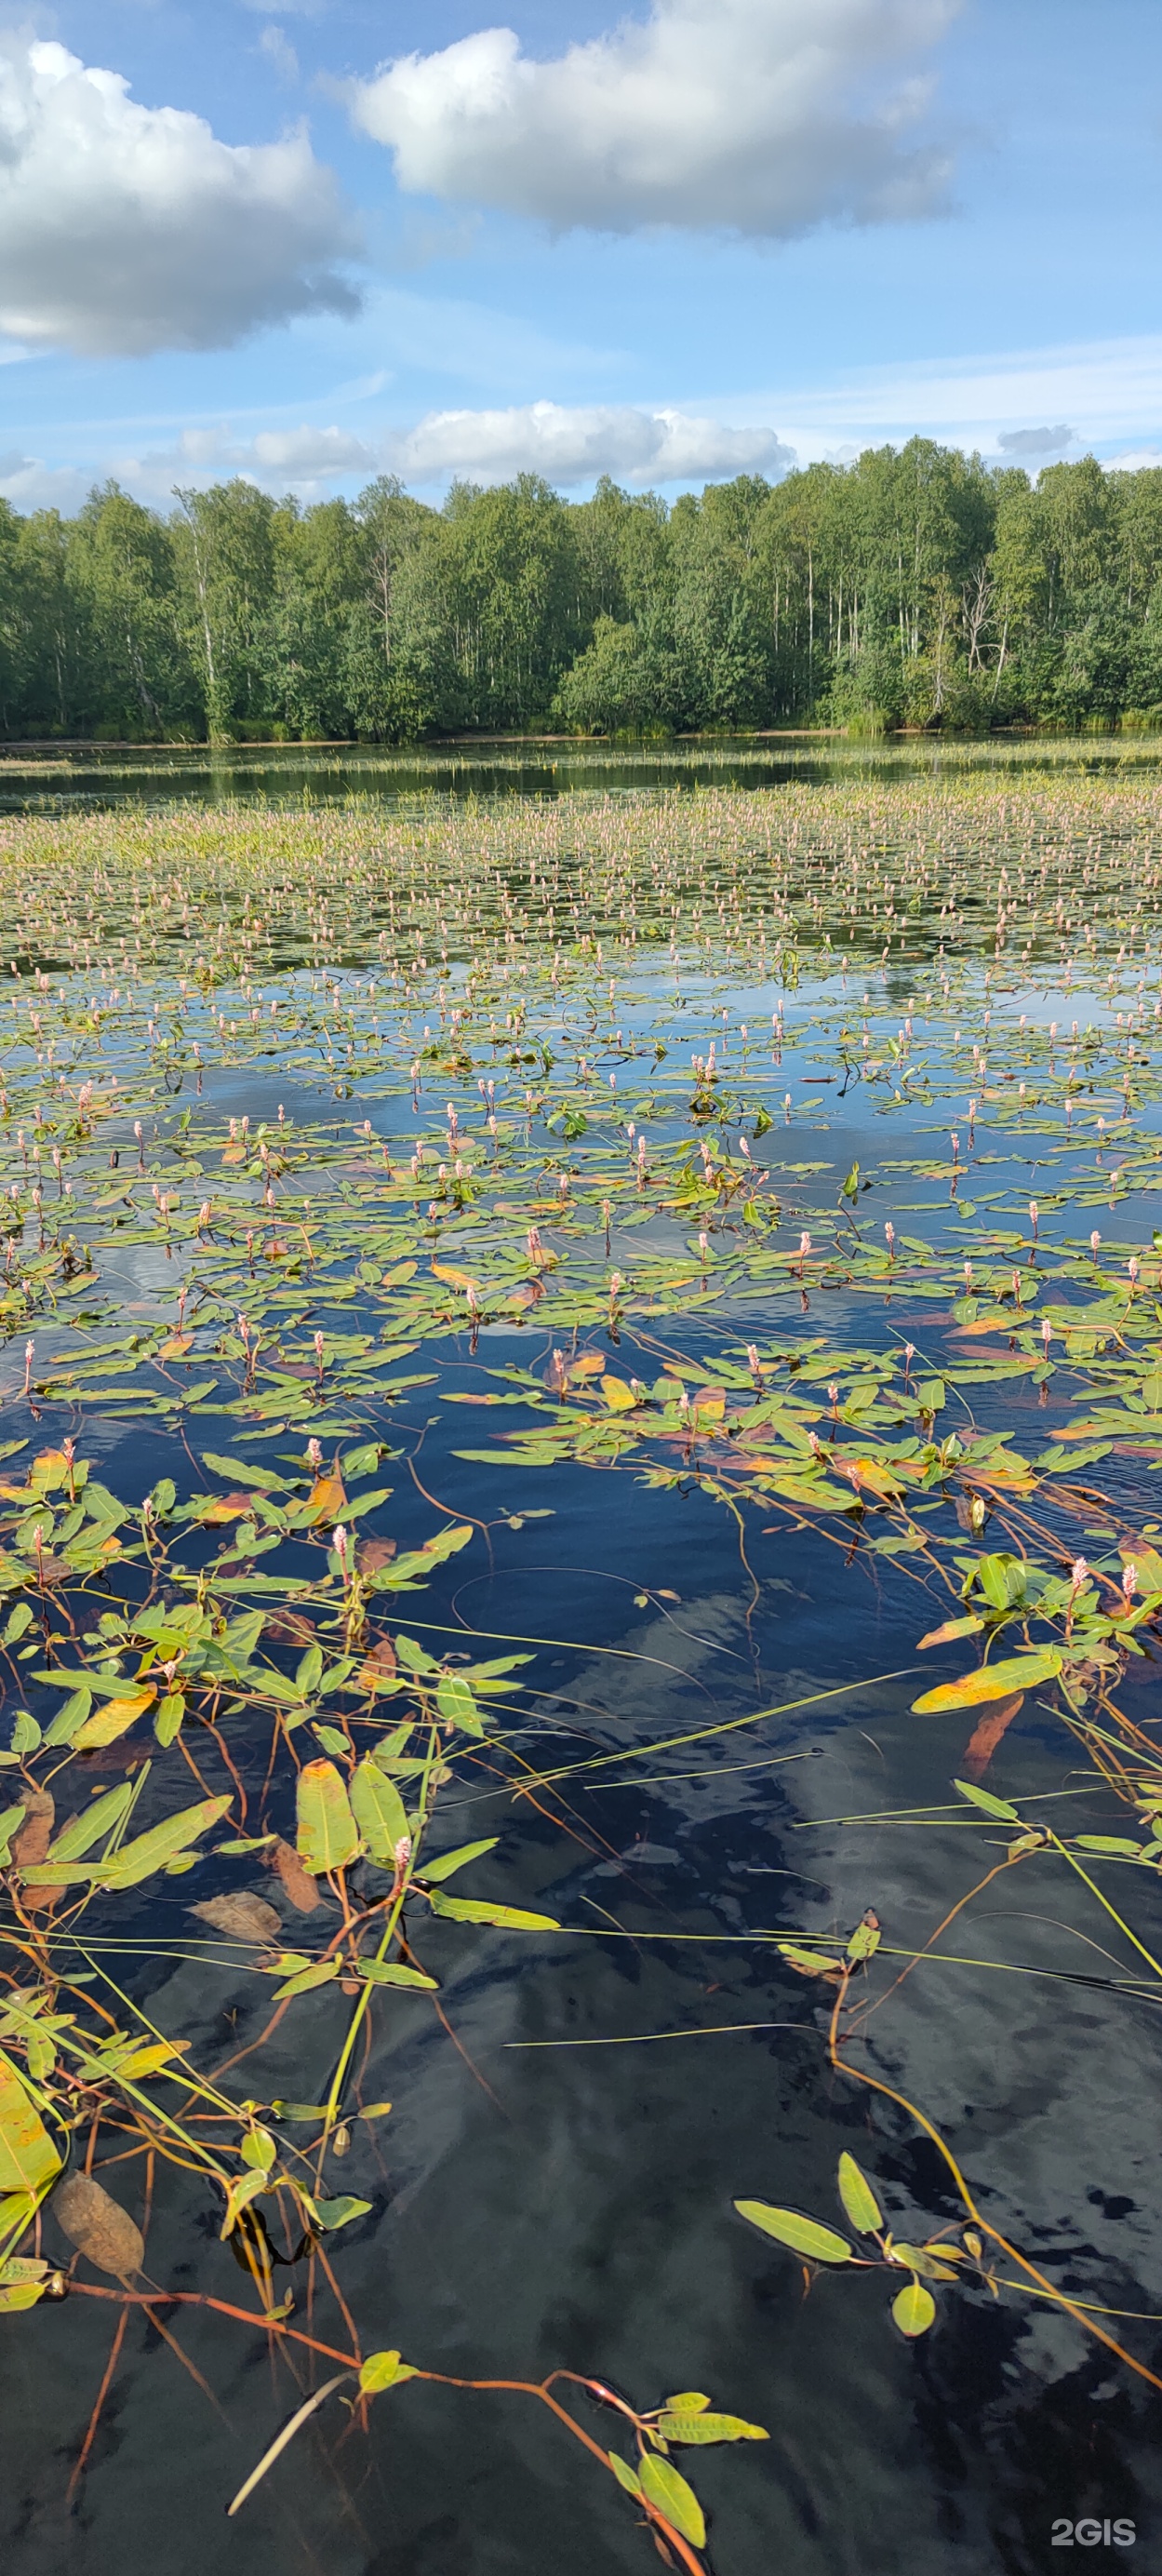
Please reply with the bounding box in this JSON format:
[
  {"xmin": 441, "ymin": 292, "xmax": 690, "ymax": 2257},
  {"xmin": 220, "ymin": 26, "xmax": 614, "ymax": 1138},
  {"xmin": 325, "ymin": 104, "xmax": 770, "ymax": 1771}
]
[
  {"xmin": 601, "ymin": 1375, "xmax": 638, "ymax": 1412},
  {"xmin": 912, "ymin": 1650, "xmax": 1062, "ymax": 1714},
  {"xmin": 917, "ymin": 1615, "xmax": 984, "ymax": 1651},
  {"xmin": 432, "ymin": 1261, "xmax": 474, "ymax": 1291},
  {"xmin": 73, "ymin": 1685, "xmax": 156, "ymax": 1749},
  {"xmin": 309, "ymin": 1475, "xmax": 347, "ymax": 1522},
  {"xmin": 296, "ymin": 1760, "xmax": 359, "ymax": 1873},
  {"xmin": 0, "ymin": 2051, "xmax": 60, "ymax": 2196}
]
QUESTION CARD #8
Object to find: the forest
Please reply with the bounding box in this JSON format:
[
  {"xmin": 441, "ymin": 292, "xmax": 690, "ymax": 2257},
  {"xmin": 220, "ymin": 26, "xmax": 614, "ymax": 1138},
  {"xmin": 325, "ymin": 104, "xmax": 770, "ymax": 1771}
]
[{"xmin": 4, "ymin": 438, "xmax": 1162, "ymax": 744}]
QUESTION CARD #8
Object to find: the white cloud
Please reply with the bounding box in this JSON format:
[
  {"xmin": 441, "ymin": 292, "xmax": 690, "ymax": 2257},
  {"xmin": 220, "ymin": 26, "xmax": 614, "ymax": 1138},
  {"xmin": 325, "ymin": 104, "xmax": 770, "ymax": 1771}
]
[
  {"xmin": 347, "ymin": 0, "xmax": 957, "ymax": 237},
  {"xmin": 0, "ymin": 34, "xmax": 358, "ymax": 356},
  {"xmin": 717, "ymin": 334, "xmax": 1162, "ymax": 463},
  {"xmin": 0, "ymin": 449, "xmax": 89, "ymax": 510},
  {"xmin": 97, "ymin": 403, "xmax": 791, "ymax": 504},
  {"xmin": 384, "ymin": 400, "xmax": 793, "ymax": 484},
  {"xmin": 258, "ymin": 25, "xmax": 301, "ymax": 84}
]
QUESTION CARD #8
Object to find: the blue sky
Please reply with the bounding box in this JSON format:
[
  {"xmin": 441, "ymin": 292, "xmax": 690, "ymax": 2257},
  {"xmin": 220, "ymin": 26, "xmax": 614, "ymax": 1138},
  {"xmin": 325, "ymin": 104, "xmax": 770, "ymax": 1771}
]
[{"xmin": 2, "ymin": 0, "xmax": 1161, "ymax": 512}]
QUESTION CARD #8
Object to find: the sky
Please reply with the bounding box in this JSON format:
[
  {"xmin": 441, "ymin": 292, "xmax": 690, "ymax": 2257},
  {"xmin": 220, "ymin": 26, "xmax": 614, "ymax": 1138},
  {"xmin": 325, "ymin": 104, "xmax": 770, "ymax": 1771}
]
[{"xmin": 1, "ymin": 0, "xmax": 1161, "ymax": 515}]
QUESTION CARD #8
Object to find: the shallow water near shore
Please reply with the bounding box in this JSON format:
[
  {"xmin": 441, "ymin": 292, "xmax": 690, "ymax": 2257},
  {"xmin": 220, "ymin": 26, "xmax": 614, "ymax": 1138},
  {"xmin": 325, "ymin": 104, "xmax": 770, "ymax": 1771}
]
[{"xmin": 2, "ymin": 747, "xmax": 1162, "ymax": 2576}]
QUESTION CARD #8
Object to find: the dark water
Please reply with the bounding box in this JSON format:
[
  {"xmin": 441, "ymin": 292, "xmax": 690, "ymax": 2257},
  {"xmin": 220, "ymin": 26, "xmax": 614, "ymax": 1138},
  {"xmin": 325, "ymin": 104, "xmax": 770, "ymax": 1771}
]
[
  {"xmin": 2, "ymin": 731, "xmax": 1162, "ymax": 815},
  {"xmin": 5, "ymin": 755, "xmax": 1162, "ymax": 2576}
]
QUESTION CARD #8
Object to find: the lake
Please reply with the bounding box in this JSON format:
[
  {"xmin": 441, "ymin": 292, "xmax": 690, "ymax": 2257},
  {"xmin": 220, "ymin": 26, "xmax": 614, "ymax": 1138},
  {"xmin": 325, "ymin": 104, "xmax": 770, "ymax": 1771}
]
[{"xmin": 2, "ymin": 743, "xmax": 1162, "ymax": 2576}]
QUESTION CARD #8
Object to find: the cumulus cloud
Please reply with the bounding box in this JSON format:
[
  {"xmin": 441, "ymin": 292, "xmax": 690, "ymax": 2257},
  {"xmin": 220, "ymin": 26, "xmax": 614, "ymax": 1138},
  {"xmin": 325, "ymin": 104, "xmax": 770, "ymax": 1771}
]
[
  {"xmin": 997, "ymin": 423, "xmax": 1075, "ymax": 457},
  {"xmin": 0, "ymin": 34, "xmax": 358, "ymax": 356},
  {"xmin": 383, "ymin": 400, "xmax": 793, "ymax": 484},
  {"xmin": 103, "ymin": 402, "xmax": 791, "ymax": 504},
  {"xmin": 347, "ymin": 0, "xmax": 957, "ymax": 237}
]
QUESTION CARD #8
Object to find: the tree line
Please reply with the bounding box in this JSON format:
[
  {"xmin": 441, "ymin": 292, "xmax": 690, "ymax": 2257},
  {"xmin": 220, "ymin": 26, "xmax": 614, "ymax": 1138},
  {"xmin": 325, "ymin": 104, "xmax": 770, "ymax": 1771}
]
[{"xmin": 3, "ymin": 441, "xmax": 1162, "ymax": 744}]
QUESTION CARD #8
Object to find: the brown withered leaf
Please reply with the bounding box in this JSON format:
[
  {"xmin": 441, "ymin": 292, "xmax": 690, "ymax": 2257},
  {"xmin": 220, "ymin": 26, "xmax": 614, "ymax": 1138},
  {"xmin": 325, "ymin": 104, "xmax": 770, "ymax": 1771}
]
[
  {"xmin": 358, "ymin": 1537, "xmax": 397, "ymax": 1575},
  {"xmin": 357, "ymin": 1635, "xmax": 397, "ymax": 1690},
  {"xmin": 191, "ymin": 1892, "xmax": 282, "ymax": 1945},
  {"xmin": 12, "ymin": 1790, "xmax": 54, "ymax": 1870},
  {"xmin": 269, "ymin": 1837, "xmax": 321, "ymax": 1914},
  {"xmin": 962, "ymin": 1694, "xmax": 1024, "ymax": 1781},
  {"xmin": 53, "ymin": 2173, "xmax": 144, "ymax": 2278}
]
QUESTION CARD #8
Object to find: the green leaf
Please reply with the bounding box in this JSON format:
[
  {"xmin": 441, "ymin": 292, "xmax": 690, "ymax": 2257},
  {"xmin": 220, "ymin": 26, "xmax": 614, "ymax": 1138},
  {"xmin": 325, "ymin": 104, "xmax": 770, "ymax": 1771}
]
[
  {"xmin": 733, "ymin": 2201, "xmax": 852, "ymax": 2262},
  {"xmin": 354, "ymin": 1960, "xmax": 438, "ymax": 1990},
  {"xmin": 201, "ymin": 1453, "xmax": 286, "ymax": 1492},
  {"xmin": 662, "ymin": 2394, "xmax": 711, "ymax": 2413},
  {"xmin": 349, "ymin": 1756, "xmax": 408, "ymax": 1865},
  {"xmin": 310, "ymin": 2194, "xmax": 371, "ymax": 2232},
  {"xmin": 657, "ymin": 2410, "xmax": 768, "ymax": 2444},
  {"xmin": 419, "ymin": 1837, "xmax": 499, "ymax": 1884},
  {"xmin": 892, "ymin": 2280, "xmax": 937, "ymax": 2337},
  {"xmin": 47, "ymin": 1779, "xmax": 136, "ymax": 1859},
  {"xmin": 296, "ymin": 1760, "xmax": 359, "ymax": 1873},
  {"xmin": 608, "ymin": 2453, "xmax": 643, "ymax": 2499},
  {"xmin": 99, "ymin": 1794, "xmax": 231, "ymax": 1890},
  {"xmin": 1073, "ymin": 1836, "xmax": 1147, "ymax": 1858},
  {"xmin": 272, "ymin": 1957, "xmax": 341, "ymax": 2001},
  {"xmin": 43, "ymin": 1685, "xmax": 93, "ymax": 1746},
  {"xmin": 434, "ymin": 1674, "xmax": 485, "ymax": 1736},
  {"xmin": 295, "ymin": 1644, "xmax": 324, "ymax": 1697},
  {"xmin": 0, "ymin": 2052, "xmax": 60, "ymax": 2195},
  {"xmin": 836, "ymin": 2153, "xmax": 882, "ymax": 2235},
  {"xmin": 954, "ymin": 1779, "xmax": 1021, "ymax": 1822},
  {"xmin": 359, "ymin": 2349, "xmax": 418, "ymax": 2393},
  {"xmin": 426, "ymin": 1892, "xmax": 559, "ymax": 1931},
  {"xmin": 912, "ymin": 1650, "xmax": 1062, "ymax": 1714},
  {"xmin": 23, "ymin": 1793, "xmax": 230, "ymax": 1890},
  {"xmin": 776, "ymin": 1942, "xmax": 844, "ymax": 1979},
  {"xmin": 639, "ymin": 2455, "xmax": 706, "ymax": 2548}
]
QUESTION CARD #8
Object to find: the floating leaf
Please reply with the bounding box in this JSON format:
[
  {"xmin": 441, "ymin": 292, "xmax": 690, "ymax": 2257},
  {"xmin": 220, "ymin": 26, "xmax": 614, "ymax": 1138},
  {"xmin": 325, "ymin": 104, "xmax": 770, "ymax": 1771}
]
[
  {"xmin": 837, "ymin": 2153, "xmax": 882, "ymax": 2235},
  {"xmin": 73, "ymin": 1685, "xmax": 157, "ymax": 1749},
  {"xmin": 891, "ymin": 2280, "xmax": 937, "ymax": 2337},
  {"xmin": 53, "ymin": 2173, "xmax": 143, "ymax": 2276},
  {"xmin": 656, "ymin": 2411, "xmax": 768, "ymax": 2445},
  {"xmin": 359, "ymin": 2349, "xmax": 418, "ymax": 2394},
  {"xmin": 296, "ymin": 1761, "xmax": 359, "ymax": 1874},
  {"xmin": 917, "ymin": 1616, "xmax": 984, "ymax": 1651},
  {"xmin": 309, "ymin": 2194, "xmax": 371, "ymax": 2232},
  {"xmin": 349, "ymin": 1757, "xmax": 408, "ymax": 1865},
  {"xmin": 355, "ymin": 1960, "xmax": 438, "ymax": 1989},
  {"xmin": 272, "ymin": 1956, "xmax": 341, "ymax": 2000},
  {"xmin": 0, "ymin": 2052, "xmax": 60, "ymax": 2196},
  {"xmin": 271, "ymin": 1837, "xmax": 321, "ymax": 1914},
  {"xmin": 638, "ymin": 2455, "xmax": 705, "ymax": 2548},
  {"xmin": 776, "ymin": 1942, "xmax": 844, "ymax": 1981},
  {"xmin": 420, "ymin": 1837, "xmax": 499, "ymax": 1884},
  {"xmin": 733, "ymin": 2201, "xmax": 852, "ymax": 2262},
  {"xmin": 954, "ymin": 1779, "xmax": 1021, "ymax": 1821},
  {"xmin": 425, "ymin": 1892, "xmax": 559, "ymax": 1930},
  {"xmin": 190, "ymin": 1893, "xmax": 281, "ymax": 1944},
  {"xmin": 912, "ymin": 1651, "xmax": 1062, "ymax": 1715}
]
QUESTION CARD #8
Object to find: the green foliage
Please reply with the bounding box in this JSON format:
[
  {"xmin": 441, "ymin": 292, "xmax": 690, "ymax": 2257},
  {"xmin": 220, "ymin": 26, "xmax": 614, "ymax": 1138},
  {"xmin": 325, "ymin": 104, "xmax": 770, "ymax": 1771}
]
[{"xmin": 4, "ymin": 448, "xmax": 1162, "ymax": 741}]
